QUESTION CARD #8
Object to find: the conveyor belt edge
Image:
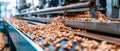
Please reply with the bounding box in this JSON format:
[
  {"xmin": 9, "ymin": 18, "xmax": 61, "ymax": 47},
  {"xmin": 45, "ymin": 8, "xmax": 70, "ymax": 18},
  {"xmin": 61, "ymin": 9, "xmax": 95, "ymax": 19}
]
[{"xmin": 4, "ymin": 19, "xmax": 44, "ymax": 51}]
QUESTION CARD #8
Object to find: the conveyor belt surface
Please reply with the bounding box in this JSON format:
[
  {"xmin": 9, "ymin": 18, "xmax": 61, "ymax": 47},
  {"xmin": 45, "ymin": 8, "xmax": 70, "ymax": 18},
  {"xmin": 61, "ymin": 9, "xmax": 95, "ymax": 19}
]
[
  {"xmin": 4, "ymin": 20, "xmax": 44, "ymax": 51},
  {"xmin": 64, "ymin": 20, "xmax": 120, "ymax": 35},
  {"xmin": 17, "ymin": 17, "xmax": 52, "ymax": 24},
  {"xmin": 5, "ymin": 18, "xmax": 120, "ymax": 51}
]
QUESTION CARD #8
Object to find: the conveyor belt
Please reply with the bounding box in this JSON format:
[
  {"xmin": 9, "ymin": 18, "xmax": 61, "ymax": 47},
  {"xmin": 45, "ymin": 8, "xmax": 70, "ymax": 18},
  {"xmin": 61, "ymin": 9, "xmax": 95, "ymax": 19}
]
[
  {"xmin": 5, "ymin": 18, "xmax": 120, "ymax": 51},
  {"xmin": 75, "ymin": 32, "xmax": 120, "ymax": 45},
  {"xmin": 26, "ymin": 33, "xmax": 82, "ymax": 51},
  {"xmin": 4, "ymin": 20, "xmax": 44, "ymax": 51},
  {"xmin": 17, "ymin": 17, "xmax": 120, "ymax": 36},
  {"xmin": 11, "ymin": 19, "xmax": 120, "ymax": 44},
  {"xmin": 19, "ymin": 20, "xmax": 120, "ymax": 47},
  {"xmin": 17, "ymin": 17, "xmax": 52, "ymax": 24},
  {"xmin": 14, "ymin": 2, "xmax": 90, "ymax": 16},
  {"xmin": 64, "ymin": 20, "xmax": 120, "ymax": 35}
]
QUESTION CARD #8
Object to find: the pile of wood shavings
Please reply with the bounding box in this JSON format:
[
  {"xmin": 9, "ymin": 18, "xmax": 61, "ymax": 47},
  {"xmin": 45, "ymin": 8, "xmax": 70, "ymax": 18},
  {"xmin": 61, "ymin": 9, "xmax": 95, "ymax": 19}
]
[
  {"xmin": 60, "ymin": 11, "xmax": 110, "ymax": 22},
  {"xmin": 0, "ymin": 32, "xmax": 5, "ymax": 51}
]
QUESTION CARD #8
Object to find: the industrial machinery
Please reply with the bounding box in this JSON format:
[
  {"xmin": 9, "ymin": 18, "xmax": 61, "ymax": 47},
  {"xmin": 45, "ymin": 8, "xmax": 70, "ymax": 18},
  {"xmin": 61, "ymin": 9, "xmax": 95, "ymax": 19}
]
[{"xmin": 1, "ymin": 0, "xmax": 120, "ymax": 51}]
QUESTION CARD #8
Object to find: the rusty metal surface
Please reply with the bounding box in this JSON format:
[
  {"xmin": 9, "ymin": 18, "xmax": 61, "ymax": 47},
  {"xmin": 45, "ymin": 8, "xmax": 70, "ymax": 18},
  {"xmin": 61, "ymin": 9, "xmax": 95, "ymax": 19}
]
[{"xmin": 64, "ymin": 20, "xmax": 120, "ymax": 35}]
